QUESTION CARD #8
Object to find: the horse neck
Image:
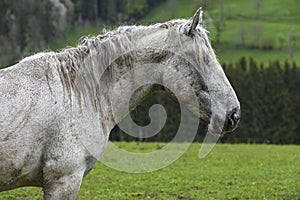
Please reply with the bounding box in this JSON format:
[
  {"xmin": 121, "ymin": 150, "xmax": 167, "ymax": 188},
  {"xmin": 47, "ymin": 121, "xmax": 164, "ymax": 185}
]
[{"xmin": 83, "ymin": 29, "xmax": 171, "ymax": 125}]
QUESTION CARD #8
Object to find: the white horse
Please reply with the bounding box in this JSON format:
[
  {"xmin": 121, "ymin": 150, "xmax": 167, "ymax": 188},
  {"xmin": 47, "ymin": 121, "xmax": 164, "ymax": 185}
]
[{"xmin": 0, "ymin": 9, "xmax": 240, "ymax": 199}]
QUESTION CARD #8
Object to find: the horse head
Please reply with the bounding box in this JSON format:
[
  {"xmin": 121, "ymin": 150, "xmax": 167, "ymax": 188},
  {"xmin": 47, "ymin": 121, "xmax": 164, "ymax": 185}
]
[
  {"xmin": 107, "ymin": 8, "xmax": 240, "ymax": 137},
  {"xmin": 160, "ymin": 8, "xmax": 241, "ymax": 135}
]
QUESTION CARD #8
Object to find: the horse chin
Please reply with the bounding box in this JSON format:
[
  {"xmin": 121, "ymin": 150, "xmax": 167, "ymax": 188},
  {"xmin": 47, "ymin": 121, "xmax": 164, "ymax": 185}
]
[
  {"xmin": 207, "ymin": 115, "xmax": 226, "ymax": 136},
  {"xmin": 221, "ymin": 125, "xmax": 238, "ymax": 134},
  {"xmin": 207, "ymin": 125, "xmax": 223, "ymax": 136}
]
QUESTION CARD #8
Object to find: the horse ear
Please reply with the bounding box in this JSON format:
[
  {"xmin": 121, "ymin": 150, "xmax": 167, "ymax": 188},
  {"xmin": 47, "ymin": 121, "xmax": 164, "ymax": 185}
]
[{"xmin": 187, "ymin": 8, "xmax": 203, "ymax": 36}]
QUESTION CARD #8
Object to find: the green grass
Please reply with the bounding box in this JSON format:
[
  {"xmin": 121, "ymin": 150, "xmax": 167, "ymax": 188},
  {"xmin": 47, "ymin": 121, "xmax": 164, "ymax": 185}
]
[
  {"xmin": 142, "ymin": 0, "xmax": 300, "ymax": 65},
  {"xmin": 47, "ymin": 0, "xmax": 300, "ymax": 65},
  {"xmin": 1, "ymin": 143, "xmax": 299, "ymax": 199},
  {"xmin": 140, "ymin": 0, "xmax": 201, "ymax": 23},
  {"xmin": 214, "ymin": 44, "xmax": 298, "ymax": 66},
  {"xmin": 210, "ymin": 20, "xmax": 300, "ymax": 65}
]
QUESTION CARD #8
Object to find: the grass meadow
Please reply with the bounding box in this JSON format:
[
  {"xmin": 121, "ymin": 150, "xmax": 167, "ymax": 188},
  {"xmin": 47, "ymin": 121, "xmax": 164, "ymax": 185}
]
[
  {"xmin": 48, "ymin": 0, "xmax": 300, "ymax": 65},
  {"xmin": 1, "ymin": 143, "xmax": 299, "ymax": 200},
  {"xmin": 142, "ymin": 0, "xmax": 300, "ymax": 65}
]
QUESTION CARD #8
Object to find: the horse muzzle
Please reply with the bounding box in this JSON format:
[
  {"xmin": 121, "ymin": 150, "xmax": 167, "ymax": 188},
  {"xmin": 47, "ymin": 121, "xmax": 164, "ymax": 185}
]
[{"xmin": 222, "ymin": 107, "xmax": 241, "ymax": 133}]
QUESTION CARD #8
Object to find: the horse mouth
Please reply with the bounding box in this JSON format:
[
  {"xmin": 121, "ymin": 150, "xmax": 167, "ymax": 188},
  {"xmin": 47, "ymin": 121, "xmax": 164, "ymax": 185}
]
[
  {"xmin": 204, "ymin": 107, "xmax": 241, "ymax": 135},
  {"xmin": 222, "ymin": 123, "xmax": 238, "ymax": 134},
  {"xmin": 222, "ymin": 108, "xmax": 241, "ymax": 133}
]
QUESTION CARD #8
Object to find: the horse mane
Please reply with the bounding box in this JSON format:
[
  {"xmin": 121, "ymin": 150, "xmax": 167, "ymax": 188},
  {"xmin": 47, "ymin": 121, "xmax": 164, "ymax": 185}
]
[{"xmin": 20, "ymin": 19, "xmax": 214, "ymax": 110}]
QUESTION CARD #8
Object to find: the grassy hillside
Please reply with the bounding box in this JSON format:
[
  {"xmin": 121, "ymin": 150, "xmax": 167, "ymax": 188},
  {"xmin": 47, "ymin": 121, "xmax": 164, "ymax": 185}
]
[
  {"xmin": 142, "ymin": 0, "xmax": 300, "ymax": 64},
  {"xmin": 1, "ymin": 143, "xmax": 299, "ymax": 199},
  {"xmin": 47, "ymin": 0, "xmax": 300, "ymax": 65}
]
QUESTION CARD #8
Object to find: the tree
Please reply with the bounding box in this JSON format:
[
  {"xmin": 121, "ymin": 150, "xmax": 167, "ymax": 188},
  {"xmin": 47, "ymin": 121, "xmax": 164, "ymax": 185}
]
[
  {"xmin": 0, "ymin": 0, "xmax": 72, "ymax": 67},
  {"xmin": 277, "ymin": 33, "xmax": 287, "ymax": 50},
  {"xmin": 288, "ymin": 30, "xmax": 297, "ymax": 61},
  {"xmin": 252, "ymin": 22, "xmax": 263, "ymax": 48},
  {"xmin": 212, "ymin": 0, "xmax": 225, "ymax": 44},
  {"xmin": 253, "ymin": 0, "xmax": 264, "ymax": 19},
  {"xmin": 236, "ymin": 23, "xmax": 247, "ymax": 47},
  {"xmin": 125, "ymin": 0, "xmax": 148, "ymax": 19}
]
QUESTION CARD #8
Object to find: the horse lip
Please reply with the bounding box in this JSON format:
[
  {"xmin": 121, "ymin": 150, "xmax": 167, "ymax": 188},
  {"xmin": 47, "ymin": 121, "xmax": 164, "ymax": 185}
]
[
  {"xmin": 222, "ymin": 117, "xmax": 240, "ymax": 134},
  {"xmin": 221, "ymin": 124, "xmax": 238, "ymax": 134}
]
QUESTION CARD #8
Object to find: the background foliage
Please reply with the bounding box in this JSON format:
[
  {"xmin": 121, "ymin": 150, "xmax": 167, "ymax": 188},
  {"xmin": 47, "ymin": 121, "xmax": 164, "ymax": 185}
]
[
  {"xmin": 0, "ymin": 0, "xmax": 164, "ymax": 67},
  {"xmin": 110, "ymin": 58, "xmax": 300, "ymax": 144}
]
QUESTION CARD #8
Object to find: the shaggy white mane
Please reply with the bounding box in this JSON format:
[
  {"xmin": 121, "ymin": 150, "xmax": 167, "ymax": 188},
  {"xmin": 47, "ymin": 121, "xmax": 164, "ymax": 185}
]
[{"xmin": 19, "ymin": 18, "xmax": 215, "ymax": 110}]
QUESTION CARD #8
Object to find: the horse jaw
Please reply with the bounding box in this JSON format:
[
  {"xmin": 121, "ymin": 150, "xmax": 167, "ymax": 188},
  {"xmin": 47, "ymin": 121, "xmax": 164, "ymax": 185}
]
[{"xmin": 205, "ymin": 62, "xmax": 240, "ymax": 135}]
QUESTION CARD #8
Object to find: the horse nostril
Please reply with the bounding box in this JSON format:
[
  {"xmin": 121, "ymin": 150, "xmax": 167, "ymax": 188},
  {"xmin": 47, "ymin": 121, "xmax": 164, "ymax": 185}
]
[
  {"xmin": 229, "ymin": 108, "xmax": 241, "ymax": 126},
  {"xmin": 223, "ymin": 108, "xmax": 241, "ymax": 133}
]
